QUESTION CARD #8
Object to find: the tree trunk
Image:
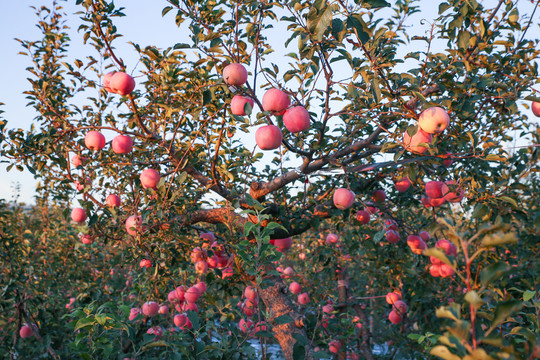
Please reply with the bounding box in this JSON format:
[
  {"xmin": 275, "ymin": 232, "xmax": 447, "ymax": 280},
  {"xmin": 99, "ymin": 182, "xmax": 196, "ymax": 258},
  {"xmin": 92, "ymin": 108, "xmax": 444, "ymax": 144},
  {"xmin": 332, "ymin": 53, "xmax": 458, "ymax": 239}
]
[{"xmin": 258, "ymin": 277, "xmax": 313, "ymax": 360}]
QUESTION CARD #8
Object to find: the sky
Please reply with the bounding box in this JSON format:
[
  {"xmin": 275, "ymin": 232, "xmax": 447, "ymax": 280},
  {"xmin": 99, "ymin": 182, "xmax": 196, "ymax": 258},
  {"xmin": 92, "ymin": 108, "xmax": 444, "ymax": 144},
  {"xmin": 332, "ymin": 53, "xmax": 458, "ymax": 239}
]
[{"xmin": 0, "ymin": 0, "xmax": 539, "ymax": 205}]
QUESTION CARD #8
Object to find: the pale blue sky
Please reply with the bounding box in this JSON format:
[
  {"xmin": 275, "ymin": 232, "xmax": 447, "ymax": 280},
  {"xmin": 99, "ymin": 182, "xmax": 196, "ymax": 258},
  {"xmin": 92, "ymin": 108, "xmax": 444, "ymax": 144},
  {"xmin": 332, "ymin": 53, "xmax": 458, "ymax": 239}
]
[{"xmin": 1, "ymin": 1, "xmax": 538, "ymax": 204}]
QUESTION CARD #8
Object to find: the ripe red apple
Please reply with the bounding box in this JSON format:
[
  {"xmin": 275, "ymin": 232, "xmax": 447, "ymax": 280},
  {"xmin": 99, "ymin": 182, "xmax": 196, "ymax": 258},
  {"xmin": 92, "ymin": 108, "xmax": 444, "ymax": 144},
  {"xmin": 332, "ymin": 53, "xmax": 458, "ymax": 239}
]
[
  {"xmin": 439, "ymin": 264, "xmax": 455, "ymax": 278},
  {"xmin": 429, "ymin": 264, "xmax": 441, "ymax": 277},
  {"xmin": 393, "ymin": 300, "xmax": 408, "ymax": 315},
  {"xmin": 71, "ymin": 155, "xmax": 87, "ymax": 168},
  {"xmin": 184, "ymin": 286, "xmax": 202, "ymax": 303},
  {"xmin": 194, "ymin": 260, "xmax": 208, "ymax": 274},
  {"xmin": 110, "ymin": 71, "xmax": 135, "ymax": 96},
  {"xmin": 388, "ymin": 310, "xmax": 402, "ymax": 324},
  {"xmin": 85, "ymin": 131, "xmax": 106, "ymax": 151},
  {"xmin": 254, "ymin": 321, "xmax": 268, "ymax": 333},
  {"xmin": 329, "ymin": 340, "xmax": 341, "ymax": 354},
  {"xmin": 139, "ymin": 259, "xmax": 152, "ymax": 268},
  {"xmin": 372, "ymin": 189, "xmax": 386, "ymax": 202},
  {"xmin": 406, "ymin": 235, "xmax": 427, "ymax": 254},
  {"xmin": 255, "ymin": 124, "xmax": 282, "ymax": 150},
  {"xmin": 106, "ymin": 194, "xmax": 121, "ymax": 207},
  {"xmin": 385, "ymin": 292, "xmax": 401, "ymax": 305},
  {"xmin": 223, "ymin": 63, "xmax": 248, "ymax": 86},
  {"xmin": 333, "ymin": 188, "xmax": 355, "ymax": 210},
  {"xmin": 142, "ymin": 301, "xmax": 160, "ymax": 317},
  {"xmin": 19, "ymin": 325, "xmax": 33, "ymax": 339},
  {"xmin": 419, "ymin": 231, "xmax": 431, "ymax": 241},
  {"xmin": 129, "ymin": 307, "xmax": 141, "ymax": 321},
  {"xmin": 385, "ymin": 230, "xmax": 400, "ymax": 244},
  {"xmin": 441, "ymin": 180, "xmax": 465, "ymax": 203},
  {"xmin": 244, "ymin": 286, "xmax": 257, "ymax": 301},
  {"xmin": 80, "ymin": 234, "xmax": 93, "ymax": 245},
  {"xmin": 297, "ymin": 292, "xmax": 310, "ymax": 305},
  {"xmin": 239, "ymin": 318, "xmax": 254, "ymax": 333},
  {"xmin": 230, "ymin": 95, "xmax": 254, "ymax": 115},
  {"xmin": 283, "ymin": 106, "xmax": 310, "ymax": 133},
  {"xmin": 111, "ymin": 135, "xmax": 133, "ymax": 154},
  {"xmin": 425, "ymin": 180, "xmax": 445, "ymax": 199},
  {"xmin": 159, "ymin": 305, "xmax": 169, "ymax": 315},
  {"xmin": 418, "ymin": 106, "xmax": 450, "ymax": 134},
  {"xmin": 195, "ymin": 281, "xmax": 207, "ymax": 293},
  {"xmin": 126, "ymin": 215, "xmax": 143, "ymax": 236},
  {"xmin": 326, "ymin": 233, "xmax": 339, "ymax": 245},
  {"xmin": 200, "ymin": 232, "xmax": 215, "ymax": 242},
  {"xmin": 272, "ymin": 237, "xmax": 292, "ymax": 252},
  {"xmin": 532, "ymin": 101, "xmax": 540, "ymax": 116},
  {"xmin": 262, "ymin": 88, "xmax": 290, "ymax": 113},
  {"xmin": 103, "ymin": 71, "xmax": 116, "ymax": 92},
  {"xmin": 429, "ymin": 196, "xmax": 446, "ymax": 207},
  {"xmin": 140, "ymin": 168, "xmax": 160, "ymax": 189},
  {"xmin": 71, "ymin": 208, "xmax": 87, "ymax": 223},
  {"xmin": 174, "ymin": 313, "xmax": 188, "ymax": 328},
  {"xmin": 403, "ymin": 128, "xmax": 432, "ymax": 154},
  {"xmin": 394, "ymin": 178, "xmax": 411, "ymax": 192},
  {"xmin": 436, "ymin": 239, "xmax": 457, "ymax": 256},
  {"xmin": 356, "ymin": 210, "xmax": 370, "ymax": 224},
  {"xmin": 289, "ymin": 281, "xmax": 302, "ymax": 294}
]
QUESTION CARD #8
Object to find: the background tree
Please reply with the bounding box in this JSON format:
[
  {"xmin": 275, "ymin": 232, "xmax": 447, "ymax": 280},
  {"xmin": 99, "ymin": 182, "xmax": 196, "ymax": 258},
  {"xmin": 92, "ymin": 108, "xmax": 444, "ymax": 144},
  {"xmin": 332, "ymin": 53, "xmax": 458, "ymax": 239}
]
[{"xmin": 1, "ymin": 0, "xmax": 539, "ymax": 359}]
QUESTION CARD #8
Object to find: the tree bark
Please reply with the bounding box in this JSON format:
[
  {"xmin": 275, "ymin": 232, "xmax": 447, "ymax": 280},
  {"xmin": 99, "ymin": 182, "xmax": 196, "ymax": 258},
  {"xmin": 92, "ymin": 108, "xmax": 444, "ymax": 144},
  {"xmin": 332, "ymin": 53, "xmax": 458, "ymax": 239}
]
[{"xmin": 258, "ymin": 278, "xmax": 313, "ymax": 360}]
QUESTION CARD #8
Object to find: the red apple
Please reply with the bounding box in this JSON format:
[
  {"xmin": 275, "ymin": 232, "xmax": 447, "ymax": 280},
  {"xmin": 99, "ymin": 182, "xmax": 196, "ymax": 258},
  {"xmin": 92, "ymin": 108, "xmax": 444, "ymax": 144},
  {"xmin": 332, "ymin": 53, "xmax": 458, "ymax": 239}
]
[
  {"xmin": 223, "ymin": 63, "xmax": 248, "ymax": 86},
  {"xmin": 159, "ymin": 305, "xmax": 169, "ymax": 315},
  {"xmin": 200, "ymin": 232, "xmax": 215, "ymax": 242},
  {"xmin": 195, "ymin": 281, "xmax": 207, "ymax": 293},
  {"xmin": 436, "ymin": 239, "xmax": 457, "ymax": 256},
  {"xmin": 103, "ymin": 71, "xmax": 116, "ymax": 93},
  {"xmin": 106, "ymin": 194, "xmax": 121, "ymax": 207},
  {"xmin": 85, "ymin": 131, "xmax": 106, "ymax": 151},
  {"xmin": 329, "ymin": 340, "xmax": 341, "ymax": 354},
  {"xmin": 174, "ymin": 313, "xmax": 188, "ymax": 328},
  {"xmin": 239, "ymin": 318, "xmax": 254, "ymax": 333},
  {"xmin": 111, "ymin": 135, "xmax": 133, "ymax": 154},
  {"xmin": 418, "ymin": 106, "xmax": 450, "ymax": 134},
  {"xmin": 140, "ymin": 259, "xmax": 152, "ymax": 268},
  {"xmin": 297, "ymin": 292, "xmax": 310, "ymax": 305},
  {"xmin": 244, "ymin": 286, "xmax": 257, "ymax": 301},
  {"xmin": 262, "ymin": 88, "xmax": 290, "ymax": 113},
  {"xmin": 388, "ymin": 310, "xmax": 402, "ymax": 324},
  {"xmin": 385, "ymin": 230, "xmax": 400, "ymax": 244},
  {"xmin": 19, "ymin": 325, "xmax": 33, "ymax": 339},
  {"xmin": 71, "ymin": 208, "xmax": 87, "ymax": 223},
  {"xmin": 429, "ymin": 264, "xmax": 441, "ymax": 277},
  {"xmin": 403, "ymin": 128, "xmax": 432, "ymax": 154},
  {"xmin": 407, "ymin": 235, "xmax": 427, "ymax": 254},
  {"xmin": 230, "ymin": 95, "xmax": 254, "ymax": 116},
  {"xmin": 441, "ymin": 180, "xmax": 465, "ymax": 203},
  {"xmin": 356, "ymin": 210, "xmax": 370, "ymax": 224},
  {"xmin": 333, "ymin": 188, "xmax": 355, "ymax": 210},
  {"xmin": 532, "ymin": 101, "xmax": 540, "ymax": 116},
  {"xmin": 394, "ymin": 178, "xmax": 411, "ymax": 192},
  {"xmin": 142, "ymin": 301, "xmax": 160, "ymax": 317},
  {"xmin": 140, "ymin": 168, "xmax": 160, "ymax": 189},
  {"xmin": 289, "ymin": 281, "xmax": 302, "ymax": 294},
  {"xmin": 255, "ymin": 125, "xmax": 282, "ymax": 150},
  {"xmin": 372, "ymin": 189, "xmax": 386, "ymax": 202},
  {"xmin": 71, "ymin": 155, "xmax": 87, "ymax": 168},
  {"xmin": 110, "ymin": 71, "xmax": 135, "ymax": 96},
  {"xmin": 184, "ymin": 286, "xmax": 202, "ymax": 303},
  {"xmin": 129, "ymin": 307, "xmax": 141, "ymax": 321},
  {"xmin": 439, "ymin": 264, "xmax": 455, "ymax": 277},
  {"xmin": 222, "ymin": 267, "xmax": 234, "ymax": 279},
  {"xmin": 126, "ymin": 215, "xmax": 143, "ymax": 236},
  {"xmin": 430, "ymin": 196, "xmax": 446, "ymax": 207},
  {"xmin": 326, "ymin": 233, "xmax": 339, "ymax": 245},
  {"xmin": 194, "ymin": 260, "xmax": 208, "ymax": 274},
  {"xmin": 419, "ymin": 231, "xmax": 431, "ymax": 241},
  {"xmin": 283, "ymin": 106, "xmax": 310, "ymax": 133},
  {"xmin": 385, "ymin": 292, "xmax": 401, "ymax": 305},
  {"xmin": 80, "ymin": 234, "xmax": 93, "ymax": 245},
  {"xmin": 425, "ymin": 180, "xmax": 445, "ymax": 199},
  {"xmin": 272, "ymin": 237, "xmax": 292, "ymax": 252}
]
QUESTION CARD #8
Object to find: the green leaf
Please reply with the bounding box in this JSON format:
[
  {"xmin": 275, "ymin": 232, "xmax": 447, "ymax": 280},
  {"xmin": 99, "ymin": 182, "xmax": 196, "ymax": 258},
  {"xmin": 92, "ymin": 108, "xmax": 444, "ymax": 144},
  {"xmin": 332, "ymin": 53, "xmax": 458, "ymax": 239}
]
[
  {"xmin": 480, "ymin": 261, "xmax": 510, "ymax": 286},
  {"xmin": 481, "ymin": 232, "xmax": 517, "ymax": 247},
  {"xmin": 423, "ymin": 248, "xmax": 453, "ymax": 266},
  {"xmin": 435, "ymin": 306, "xmax": 460, "ymax": 321},
  {"xmin": 346, "ymin": 14, "xmax": 370, "ymax": 43},
  {"xmin": 464, "ymin": 291, "xmax": 485, "ymax": 310},
  {"xmin": 74, "ymin": 317, "xmax": 96, "ymax": 331},
  {"xmin": 293, "ymin": 342, "xmax": 306, "ymax": 360},
  {"xmin": 523, "ymin": 290, "xmax": 535, "ymax": 302},
  {"xmin": 488, "ymin": 300, "xmax": 522, "ymax": 331}
]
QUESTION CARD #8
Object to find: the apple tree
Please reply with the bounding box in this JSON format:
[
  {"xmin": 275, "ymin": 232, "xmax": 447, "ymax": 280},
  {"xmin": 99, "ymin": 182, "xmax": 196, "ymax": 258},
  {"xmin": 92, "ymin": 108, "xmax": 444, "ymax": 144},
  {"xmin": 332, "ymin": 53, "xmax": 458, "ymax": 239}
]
[{"xmin": 1, "ymin": 0, "xmax": 539, "ymax": 359}]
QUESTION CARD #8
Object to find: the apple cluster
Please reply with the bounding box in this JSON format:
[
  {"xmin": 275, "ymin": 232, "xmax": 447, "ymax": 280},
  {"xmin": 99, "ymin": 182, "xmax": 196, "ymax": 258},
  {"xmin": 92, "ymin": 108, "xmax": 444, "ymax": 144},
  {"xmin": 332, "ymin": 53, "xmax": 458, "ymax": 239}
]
[
  {"xmin": 421, "ymin": 179, "xmax": 464, "ymax": 208},
  {"xmin": 385, "ymin": 291, "xmax": 408, "ymax": 325},
  {"xmin": 189, "ymin": 232, "xmax": 235, "ymax": 280},
  {"xmin": 429, "ymin": 239, "xmax": 457, "ymax": 278},
  {"xmin": 222, "ymin": 63, "xmax": 311, "ymax": 151},
  {"xmin": 402, "ymin": 106, "xmax": 450, "ymax": 154}
]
